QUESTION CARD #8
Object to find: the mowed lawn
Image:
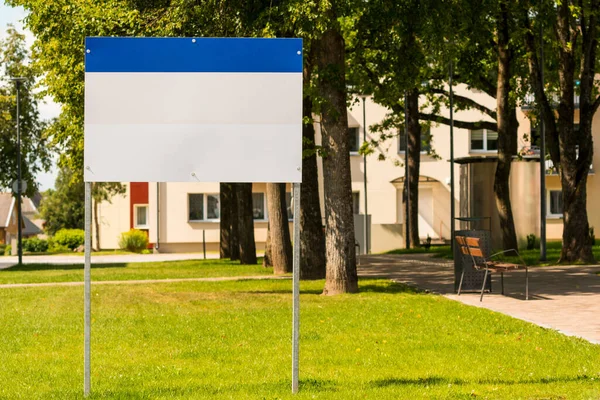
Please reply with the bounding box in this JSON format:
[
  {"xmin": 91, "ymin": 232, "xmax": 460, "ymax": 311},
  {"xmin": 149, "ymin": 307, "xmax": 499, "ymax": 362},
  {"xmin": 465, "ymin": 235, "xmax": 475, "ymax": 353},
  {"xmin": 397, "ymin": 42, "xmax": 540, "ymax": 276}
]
[
  {"xmin": 0, "ymin": 279, "xmax": 599, "ymax": 399},
  {"xmin": 0, "ymin": 259, "xmax": 274, "ymax": 284}
]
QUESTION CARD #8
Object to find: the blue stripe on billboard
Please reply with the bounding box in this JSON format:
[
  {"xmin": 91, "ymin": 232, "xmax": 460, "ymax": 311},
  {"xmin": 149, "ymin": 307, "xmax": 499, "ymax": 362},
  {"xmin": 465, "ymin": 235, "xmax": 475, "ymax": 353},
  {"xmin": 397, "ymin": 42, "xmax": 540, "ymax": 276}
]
[{"xmin": 85, "ymin": 37, "xmax": 303, "ymax": 73}]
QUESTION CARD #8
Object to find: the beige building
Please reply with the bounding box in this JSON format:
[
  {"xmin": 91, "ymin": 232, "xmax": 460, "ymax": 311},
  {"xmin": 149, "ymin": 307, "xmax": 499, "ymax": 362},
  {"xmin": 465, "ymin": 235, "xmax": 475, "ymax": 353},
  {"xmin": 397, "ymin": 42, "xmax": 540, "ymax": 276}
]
[{"xmin": 94, "ymin": 86, "xmax": 598, "ymax": 252}]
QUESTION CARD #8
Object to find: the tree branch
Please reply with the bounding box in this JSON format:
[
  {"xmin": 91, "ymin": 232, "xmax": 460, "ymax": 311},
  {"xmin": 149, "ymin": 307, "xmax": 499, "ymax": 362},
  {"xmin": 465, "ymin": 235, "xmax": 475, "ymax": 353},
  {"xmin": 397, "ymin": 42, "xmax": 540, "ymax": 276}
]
[
  {"xmin": 429, "ymin": 88, "xmax": 497, "ymax": 120},
  {"xmin": 419, "ymin": 113, "xmax": 497, "ymax": 132}
]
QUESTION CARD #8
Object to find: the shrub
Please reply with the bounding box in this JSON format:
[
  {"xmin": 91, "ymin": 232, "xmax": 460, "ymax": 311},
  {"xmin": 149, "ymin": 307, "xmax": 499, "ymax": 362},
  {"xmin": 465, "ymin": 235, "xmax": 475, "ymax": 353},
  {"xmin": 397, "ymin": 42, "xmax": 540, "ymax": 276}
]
[
  {"xmin": 4, "ymin": 245, "xmax": 11, "ymax": 256},
  {"xmin": 23, "ymin": 237, "xmax": 49, "ymax": 253},
  {"xmin": 526, "ymin": 234, "xmax": 537, "ymax": 250},
  {"xmin": 118, "ymin": 229, "xmax": 149, "ymax": 253},
  {"xmin": 590, "ymin": 227, "xmax": 596, "ymax": 246},
  {"xmin": 53, "ymin": 229, "xmax": 85, "ymax": 250}
]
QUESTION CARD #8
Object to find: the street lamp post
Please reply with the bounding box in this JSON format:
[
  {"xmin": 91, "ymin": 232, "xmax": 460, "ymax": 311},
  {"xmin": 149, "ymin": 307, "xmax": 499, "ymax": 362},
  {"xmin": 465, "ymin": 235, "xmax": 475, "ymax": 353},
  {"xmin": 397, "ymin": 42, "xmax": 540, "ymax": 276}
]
[
  {"xmin": 10, "ymin": 77, "xmax": 26, "ymax": 266},
  {"xmin": 361, "ymin": 95, "xmax": 369, "ymax": 254},
  {"xmin": 404, "ymin": 92, "xmax": 410, "ymax": 249}
]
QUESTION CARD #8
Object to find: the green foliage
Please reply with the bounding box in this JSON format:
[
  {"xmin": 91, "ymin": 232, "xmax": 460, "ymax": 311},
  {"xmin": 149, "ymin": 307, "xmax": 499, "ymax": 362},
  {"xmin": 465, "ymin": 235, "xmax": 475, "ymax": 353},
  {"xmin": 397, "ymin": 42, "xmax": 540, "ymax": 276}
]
[
  {"xmin": 38, "ymin": 167, "xmax": 84, "ymax": 235},
  {"xmin": 527, "ymin": 234, "xmax": 537, "ymax": 251},
  {"xmin": 53, "ymin": 229, "xmax": 85, "ymax": 250},
  {"xmin": 118, "ymin": 229, "xmax": 149, "ymax": 253},
  {"xmin": 590, "ymin": 227, "xmax": 596, "ymax": 246},
  {"xmin": 0, "ymin": 25, "xmax": 52, "ymax": 195},
  {"xmin": 22, "ymin": 237, "xmax": 49, "ymax": 253},
  {"xmin": 4, "ymin": 245, "xmax": 11, "ymax": 256},
  {"xmin": 0, "ymin": 244, "xmax": 6, "ymax": 256}
]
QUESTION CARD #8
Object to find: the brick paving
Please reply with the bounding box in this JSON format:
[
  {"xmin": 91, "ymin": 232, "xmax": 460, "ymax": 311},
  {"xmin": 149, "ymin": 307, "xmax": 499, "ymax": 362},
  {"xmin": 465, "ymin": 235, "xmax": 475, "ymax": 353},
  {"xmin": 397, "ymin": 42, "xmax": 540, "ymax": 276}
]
[{"xmin": 358, "ymin": 254, "xmax": 600, "ymax": 344}]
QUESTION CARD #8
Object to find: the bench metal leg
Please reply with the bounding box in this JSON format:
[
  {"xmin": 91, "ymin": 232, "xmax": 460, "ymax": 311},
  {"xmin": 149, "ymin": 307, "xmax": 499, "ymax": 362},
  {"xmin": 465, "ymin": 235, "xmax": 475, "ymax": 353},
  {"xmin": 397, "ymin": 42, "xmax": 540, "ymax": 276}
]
[
  {"xmin": 480, "ymin": 268, "xmax": 489, "ymax": 302},
  {"xmin": 525, "ymin": 266, "xmax": 529, "ymax": 300},
  {"xmin": 457, "ymin": 269, "xmax": 465, "ymax": 295},
  {"xmin": 501, "ymin": 272, "xmax": 504, "ymax": 295}
]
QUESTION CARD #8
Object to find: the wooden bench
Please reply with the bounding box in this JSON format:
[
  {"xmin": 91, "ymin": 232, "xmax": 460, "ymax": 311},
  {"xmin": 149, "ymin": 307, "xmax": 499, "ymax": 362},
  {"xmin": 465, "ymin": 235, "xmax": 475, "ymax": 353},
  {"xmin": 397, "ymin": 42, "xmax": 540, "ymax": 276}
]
[{"xmin": 455, "ymin": 235, "xmax": 529, "ymax": 301}]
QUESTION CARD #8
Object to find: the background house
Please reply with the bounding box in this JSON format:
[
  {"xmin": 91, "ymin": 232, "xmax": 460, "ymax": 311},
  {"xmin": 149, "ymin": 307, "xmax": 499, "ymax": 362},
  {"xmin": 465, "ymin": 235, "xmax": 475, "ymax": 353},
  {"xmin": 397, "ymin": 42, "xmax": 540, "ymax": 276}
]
[
  {"xmin": 94, "ymin": 87, "xmax": 600, "ymax": 252},
  {"xmin": 0, "ymin": 193, "xmax": 43, "ymax": 250}
]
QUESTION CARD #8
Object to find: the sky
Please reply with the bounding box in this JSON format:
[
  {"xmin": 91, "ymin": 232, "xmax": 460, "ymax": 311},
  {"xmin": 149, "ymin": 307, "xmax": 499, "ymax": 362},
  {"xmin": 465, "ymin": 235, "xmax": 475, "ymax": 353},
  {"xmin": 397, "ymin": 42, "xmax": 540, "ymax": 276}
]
[{"xmin": 1, "ymin": 2, "xmax": 60, "ymax": 191}]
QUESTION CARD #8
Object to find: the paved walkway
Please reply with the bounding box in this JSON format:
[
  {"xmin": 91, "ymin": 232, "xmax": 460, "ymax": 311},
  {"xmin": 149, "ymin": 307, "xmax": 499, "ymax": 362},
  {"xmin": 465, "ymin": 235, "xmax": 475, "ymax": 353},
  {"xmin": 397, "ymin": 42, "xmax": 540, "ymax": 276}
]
[
  {"xmin": 0, "ymin": 253, "xmax": 220, "ymax": 270},
  {"xmin": 358, "ymin": 254, "xmax": 600, "ymax": 344}
]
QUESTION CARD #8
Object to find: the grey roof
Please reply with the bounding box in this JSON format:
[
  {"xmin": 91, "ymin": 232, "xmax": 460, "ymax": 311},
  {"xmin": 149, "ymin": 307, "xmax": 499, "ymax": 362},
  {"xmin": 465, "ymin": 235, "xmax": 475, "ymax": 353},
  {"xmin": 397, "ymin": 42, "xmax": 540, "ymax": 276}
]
[{"xmin": 0, "ymin": 193, "xmax": 40, "ymax": 228}]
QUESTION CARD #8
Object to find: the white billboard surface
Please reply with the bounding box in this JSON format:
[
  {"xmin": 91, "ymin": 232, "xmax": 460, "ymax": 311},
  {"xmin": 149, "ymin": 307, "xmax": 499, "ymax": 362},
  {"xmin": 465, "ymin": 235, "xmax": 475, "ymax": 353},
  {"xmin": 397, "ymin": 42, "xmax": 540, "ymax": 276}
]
[{"xmin": 84, "ymin": 37, "xmax": 303, "ymax": 183}]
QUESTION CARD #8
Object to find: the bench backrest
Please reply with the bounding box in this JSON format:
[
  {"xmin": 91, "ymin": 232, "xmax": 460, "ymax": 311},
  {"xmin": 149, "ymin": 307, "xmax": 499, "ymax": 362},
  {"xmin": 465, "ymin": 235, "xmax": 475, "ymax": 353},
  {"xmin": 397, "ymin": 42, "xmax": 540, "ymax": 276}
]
[{"xmin": 455, "ymin": 235, "xmax": 486, "ymax": 266}]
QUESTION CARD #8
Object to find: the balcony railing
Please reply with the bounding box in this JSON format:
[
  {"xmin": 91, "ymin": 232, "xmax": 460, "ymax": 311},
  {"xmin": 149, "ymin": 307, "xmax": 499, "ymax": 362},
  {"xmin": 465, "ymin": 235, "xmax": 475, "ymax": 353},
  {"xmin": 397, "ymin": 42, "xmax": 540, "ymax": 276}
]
[
  {"xmin": 518, "ymin": 146, "xmax": 593, "ymax": 175},
  {"xmin": 521, "ymin": 93, "xmax": 580, "ymax": 110}
]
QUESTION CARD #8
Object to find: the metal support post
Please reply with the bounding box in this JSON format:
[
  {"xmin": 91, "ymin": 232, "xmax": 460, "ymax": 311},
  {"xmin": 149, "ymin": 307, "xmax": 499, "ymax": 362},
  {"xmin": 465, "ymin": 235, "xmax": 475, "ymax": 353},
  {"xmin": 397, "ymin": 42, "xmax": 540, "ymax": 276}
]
[
  {"xmin": 84, "ymin": 182, "xmax": 92, "ymax": 396},
  {"xmin": 539, "ymin": 18, "xmax": 547, "ymax": 261},
  {"xmin": 292, "ymin": 182, "xmax": 301, "ymax": 393},
  {"xmin": 362, "ymin": 96, "xmax": 369, "ymax": 254},
  {"xmin": 449, "ymin": 62, "xmax": 456, "ymax": 252},
  {"xmin": 404, "ymin": 92, "xmax": 410, "ymax": 249},
  {"xmin": 12, "ymin": 78, "xmax": 24, "ymax": 265}
]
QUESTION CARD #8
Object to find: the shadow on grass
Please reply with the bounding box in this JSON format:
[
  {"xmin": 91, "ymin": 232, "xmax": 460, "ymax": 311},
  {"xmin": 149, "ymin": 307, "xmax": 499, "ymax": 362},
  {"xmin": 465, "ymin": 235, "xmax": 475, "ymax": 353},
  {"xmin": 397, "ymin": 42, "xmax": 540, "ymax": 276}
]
[
  {"xmin": 359, "ymin": 282, "xmax": 421, "ymax": 294},
  {"xmin": 372, "ymin": 374, "xmax": 596, "ymax": 388},
  {"xmin": 0, "ymin": 263, "xmax": 127, "ymax": 272}
]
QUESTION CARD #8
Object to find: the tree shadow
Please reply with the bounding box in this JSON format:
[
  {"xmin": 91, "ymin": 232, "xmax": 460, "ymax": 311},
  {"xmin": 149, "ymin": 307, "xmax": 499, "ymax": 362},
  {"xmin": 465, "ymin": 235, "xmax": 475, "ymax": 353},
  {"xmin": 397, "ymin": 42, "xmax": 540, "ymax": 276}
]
[
  {"xmin": 371, "ymin": 374, "xmax": 595, "ymax": 388},
  {"xmin": 0, "ymin": 263, "xmax": 128, "ymax": 272}
]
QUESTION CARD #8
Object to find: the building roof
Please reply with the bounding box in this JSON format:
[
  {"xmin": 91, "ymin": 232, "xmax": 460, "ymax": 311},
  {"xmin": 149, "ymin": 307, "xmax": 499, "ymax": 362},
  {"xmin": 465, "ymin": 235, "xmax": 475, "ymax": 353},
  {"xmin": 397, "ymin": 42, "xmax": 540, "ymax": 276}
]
[{"xmin": 0, "ymin": 193, "xmax": 40, "ymax": 228}]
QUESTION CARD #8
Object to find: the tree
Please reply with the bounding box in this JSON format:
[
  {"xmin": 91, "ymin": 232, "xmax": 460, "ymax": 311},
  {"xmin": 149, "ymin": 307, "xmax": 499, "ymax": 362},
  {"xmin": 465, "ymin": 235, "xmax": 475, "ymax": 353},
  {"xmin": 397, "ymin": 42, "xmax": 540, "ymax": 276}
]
[
  {"xmin": 266, "ymin": 183, "xmax": 293, "ymax": 274},
  {"xmin": 219, "ymin": 183, "xmax": 232, "ymax": 259},
  {"xmin": 521, "ymin": 0, "xmax": 600, "ymax": 263},
  {"xmin": 0, "ymin": 25, "xmax": 52, "ymax": 196},
  {"xmin": 315, "ymin": 2, "xmax": 359, "ymax": 294},
  {"xmin": 236, "ymin": 183, "xmax": 257, "ymax": 265},
  {"xmin": 300, "ymin": 52, "xmax": 326, "ymax": 280},
  {"xmin": 38, "ymin": 167, "xmax": 84, "ymax": 234}
]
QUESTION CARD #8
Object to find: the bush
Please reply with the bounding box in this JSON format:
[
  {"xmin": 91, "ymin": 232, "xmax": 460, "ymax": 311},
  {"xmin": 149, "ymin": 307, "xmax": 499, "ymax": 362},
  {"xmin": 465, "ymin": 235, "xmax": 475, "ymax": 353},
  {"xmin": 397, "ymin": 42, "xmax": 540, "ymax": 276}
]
[
  {"xmin": 4, "ymin": 245, "xmax": 11, "ymax": 256},
  {"xmin": 526, "ymin": 234, "xmax": 537, "ymax": 250},
  {"xmin": 23, "ymin": 237, "xmax": 49, "ymax": 253},
  {"xmin": 53, "ymin": 229, "xmax": 85, "ymax": 250},
  {"xmin": 590, "ymin": 227, "xmax": 596, "ymax": 246},
  {"xmin": 118, "ymin": 229, "xmax": 149, "ymax": 253}
]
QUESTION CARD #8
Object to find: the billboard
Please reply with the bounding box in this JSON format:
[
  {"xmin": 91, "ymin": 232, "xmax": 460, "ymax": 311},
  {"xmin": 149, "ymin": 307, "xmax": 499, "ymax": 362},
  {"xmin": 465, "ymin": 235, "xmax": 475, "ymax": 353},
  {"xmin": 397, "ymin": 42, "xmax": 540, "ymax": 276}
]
[{"xmin": 84, "ymin": 37, "xmax": 303, "ymax": 183}]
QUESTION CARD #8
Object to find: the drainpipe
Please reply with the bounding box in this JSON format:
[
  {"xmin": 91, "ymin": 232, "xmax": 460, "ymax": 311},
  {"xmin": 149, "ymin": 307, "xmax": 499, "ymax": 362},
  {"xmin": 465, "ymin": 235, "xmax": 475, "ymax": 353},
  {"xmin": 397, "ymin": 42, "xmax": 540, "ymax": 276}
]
[{"xmin": 155, "ymin": 182, "xmax": 160, "ymax": 251}]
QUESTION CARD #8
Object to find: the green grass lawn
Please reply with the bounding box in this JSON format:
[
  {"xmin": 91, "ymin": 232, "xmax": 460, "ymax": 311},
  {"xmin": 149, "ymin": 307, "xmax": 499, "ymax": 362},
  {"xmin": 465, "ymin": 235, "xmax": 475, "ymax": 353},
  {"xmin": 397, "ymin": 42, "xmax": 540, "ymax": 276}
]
[
  {"xmin": 0, "ymin": 278, "xmax": 598, "ymax": 399},
  {"xmin": 0, "ymin": 259, "xmax": 273, "ymax": 285},
  {"xmin": 388, "ymin": 241, "xmax": 600, "ymax": 266}
]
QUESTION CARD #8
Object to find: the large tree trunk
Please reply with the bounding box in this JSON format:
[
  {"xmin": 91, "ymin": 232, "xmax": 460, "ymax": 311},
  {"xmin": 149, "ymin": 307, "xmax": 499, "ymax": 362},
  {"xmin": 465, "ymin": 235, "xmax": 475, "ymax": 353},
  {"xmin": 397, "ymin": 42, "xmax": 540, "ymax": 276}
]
[
  {"xmin": 230, "ymin": 183, "xmax": 240, "ymax": 261},
  {"xmin": 236, "ymin": 183, "xmax": 257, "ymax": 265},
  {"xmin": 263, "ymin": 223, "xmax": 272, "ymax": 267},
  {"xmin": 316, "ymin": 23, "xmax": 359, "ymax": 294},
  {"xmin": 494, "ymin": 0, "xmax": 519, "ymax": 251},
  {"xmin": 522, "ymin": 0, "xmax": 596, "ymax": 263},
  {"xmin": 300, "ymin": 54, "xmax": 326, "ymax": 280},
  {"xmin": 266, "ymin": 183, "xmax": 293, "ymax": 274},
  {"xmin": 406, "ymin": 88, "xmax": 421, "ymax": 248},
  {"xmin": 219, "ymin": 183, "xmax": 231, "ymax": 259}
]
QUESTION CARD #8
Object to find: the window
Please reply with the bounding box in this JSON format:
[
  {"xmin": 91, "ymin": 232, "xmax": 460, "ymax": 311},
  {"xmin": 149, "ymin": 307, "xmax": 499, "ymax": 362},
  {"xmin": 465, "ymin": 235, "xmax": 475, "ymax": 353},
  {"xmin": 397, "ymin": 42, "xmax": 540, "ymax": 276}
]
[
  {"xmin": 188, "ymin": 193, "xmax": 220, "ymax": 221},
  {"xmin": 188, "ymin": 194, "xmax": 204, "ymax": 221},
  {"xmin": 398, "ymin": 129, "xmax": 432, "ymax": 154},
  {"xmin": 285, "ymin": 192, "xmax": 294, "ymax": 220},
  {"xmin": 252, "ymin": 193, "xmax": 266, "ymax": 220},
  {"xmin": 134, "ymin": 205, "xmax": 149, "ymax": 228},
  {"xmin": 352, "ymin": 192, "xmax": 360, "ymax": 215},
  {"xmin": 348, "ymin": 127, "xmax": 360, "ymax": 153},
  {"xmin": 206, "ymin": 194, "xmax": 220, "ymax": 220},
  {"xmin": 548, "ymin": 190, "xmax": 563, "ymax": 217},
  {"xmin": 470, "ymin": 129, "xmax": 498, "ymax": 152}
]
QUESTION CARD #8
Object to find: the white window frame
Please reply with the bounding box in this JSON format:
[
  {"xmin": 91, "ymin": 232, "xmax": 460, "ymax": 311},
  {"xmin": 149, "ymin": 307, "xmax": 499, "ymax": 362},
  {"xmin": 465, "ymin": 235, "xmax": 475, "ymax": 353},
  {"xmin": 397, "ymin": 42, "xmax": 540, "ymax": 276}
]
[
  {"xmin": 252, "ymin": 192, "xmax": 268, "ymax": 221},
  {"xmin": 285, "ymin": 192, "xmax": 294, "ymax": 221},
  {"xmin": 349, "ymin": 127, "xmax": 361, "ymax": 155},
  {"xmin": 133, "ymin": 204, "xmax": 149, "ymax": 229},
  {"xmin": 469, "ymin": 129, "xmax": 498, "ymax": 153},
  {"xmin": 547, "ymin": 190, "xmax": 563, "ymax": 218},
  {"xmin": 187, "ymin": 193, "xmax": 221, "ymax": 222}
]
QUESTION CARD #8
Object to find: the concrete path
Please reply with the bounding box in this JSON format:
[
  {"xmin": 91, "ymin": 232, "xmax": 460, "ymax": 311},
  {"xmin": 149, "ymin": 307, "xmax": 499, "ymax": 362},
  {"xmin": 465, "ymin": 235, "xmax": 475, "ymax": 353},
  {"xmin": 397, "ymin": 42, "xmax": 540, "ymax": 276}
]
[
  {"xmin": 0, "ymin": 253, "xmax": 220, "ymax": 270},
  {"xmin": 358, "ymin": 254, "xmax": 600, "ymax": 344},
  {"xmin": 0, "ymin": 274, "xmax": 288, "ymax": 289}
]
